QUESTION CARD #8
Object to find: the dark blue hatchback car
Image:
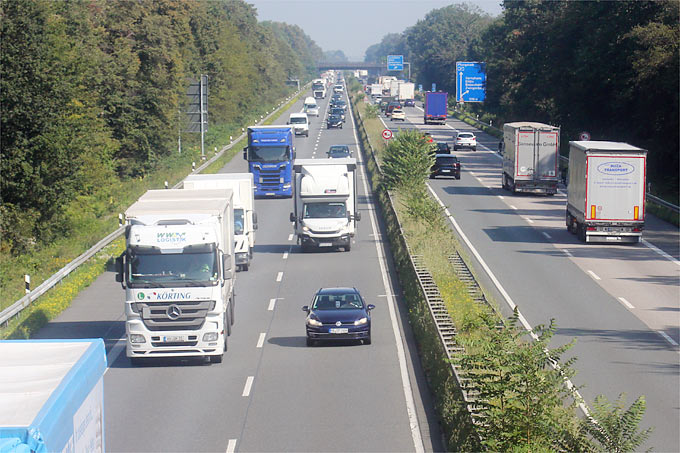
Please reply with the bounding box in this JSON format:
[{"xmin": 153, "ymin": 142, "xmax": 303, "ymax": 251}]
[{"xmin": 302, "ymin": 287, "xmax": 375, "ymax": 346}]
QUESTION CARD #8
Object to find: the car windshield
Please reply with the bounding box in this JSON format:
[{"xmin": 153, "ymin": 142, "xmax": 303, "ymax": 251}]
[
  {"xmin": 329, "ymin": 146, "xmax": 349, "ymax": 153},
  {"xmin": 328, "ymin": 115, "xmax": 341, "ymax": 121},
  {"xmin": 290, "ymin": 117, "xmax": 307, "ymax": 124},
  {"xmin": 128, "ymin": 249, "xmax": 218, "ymax": 286},
  {"xmin": 234, "ymin": 208, "xmax": 245, "ymax": 235},
  {"xmin": 437, "ymin": 143, "xmax": 450, "ymax": 151},
  {"xmin": 249, "ymin": 145, "xmax": 290, "ymax": 162},
  {"xmin": 328, "ymin": 150, "xmax": 350, "ymax": 158},
  {"xmin": 303, "ymin": 202, "xmax": 346, "ymax": 219},
  {"xmin": 458, "ymin": 133, "xmax": 474, "ymax": 139},
  {"xmin": 437, "ymin": 156, "xmax": 458, "ymax": 164},
  {"xmin": 312, "ymin": 293, "xmax": 363, "ymax": 310},
  {"xmin": 331, "ymin": 108, "xmax": 343, "ymax": 115}
]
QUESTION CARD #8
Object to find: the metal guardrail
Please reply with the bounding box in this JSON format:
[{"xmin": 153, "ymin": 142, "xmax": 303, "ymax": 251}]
[{"xmin": 0, "ymin": 86, "xmax": 309, "ymax": 327}]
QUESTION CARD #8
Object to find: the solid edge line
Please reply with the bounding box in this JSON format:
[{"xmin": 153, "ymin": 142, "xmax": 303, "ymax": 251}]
[
  {"xmin": 617, "ymin": 297, "xmax": 635, "ymax": 309},
  {"xmin": 587, "ymin": 270, "xmax": 601, "ymax": 281},
  {"xmin": 226, "ymin": 439, "xmax": 237, "ymax": 453},
  {"xmin": 242, "ymin": 376, "xmax": 254, "ymax": 397},
  {"xmin": 350, "ymin": 101, "xmax": 425, "ymax": 453},
  {"xmin": 427, "ymin": 183, "xmax": 591, "ymax": 417},
  {"xmin": 641, "ymin": 239, "xmax": 680, "ymax": 266},
  {"xmin": 658, "ymin": 331, "xmax": 679, "ymax": 346}
]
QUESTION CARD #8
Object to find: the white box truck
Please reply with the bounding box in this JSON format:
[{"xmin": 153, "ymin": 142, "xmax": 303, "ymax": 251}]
[
  {"xmin": 398, "ymin": 82, "xmax": 415, "ymax": 102},
  {"xmin": 116, "ymin": 192, "xmax": 235, "ymax": 364},
  {"xmin": 0, "ymin": 339, "xmax": 106, "ymax": 453},
  {"xmin": 389, "ymin": 80, "xmax": 400, "ymax": 97},
  {"xmin": 370, "ymin": 84, "xmax": 382, "ymax": 98},
  {"xmin": 502, "ymin": 122, "xmax": 560, "ymax": 195},
  {"xmin": 290, "ymin": 158, "xmax": 361, "ymax": 252},
  {"xmin": 566, "ymin": 141, "xmax": 647, "ymax": 243},
  {"xmin": 183, "ymin": 173, "xmax": 257, "ymax": 271}
]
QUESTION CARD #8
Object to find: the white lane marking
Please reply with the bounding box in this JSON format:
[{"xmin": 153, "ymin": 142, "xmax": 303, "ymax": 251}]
[
  {"xmin": 542, "ymin": 232, "xmax": 552, "ymax": 240},
  {"xmin": 562, "ymin": 249, "xmax": 573, "ymax": 257},
  {"xmin": 427, "ymin": 184, "xmax": 591, "ymax": 417},
  {"xmin": 104, "ymin": 338, "xmax": 126, "ymax": 372},
  {"xmin": 349, "ymin": 100, "xmax": 425, "ymax": 453},
  {"xmin": 268, "ymin": 298, "xmax": 276, "ymax": 311},
  {"xmin": 587, "ymin": 270, "xmax": 601, "ymax": 281},
  {"xmin": 282, "ymin": 251, "xmax": 289, "ymax": 259},
  {"xmin": 658, "ymin": 331, "xmax": 679, "ymax": 346},
  {"xmin": 288, "ymin": 233, "xmax": 294, "ymax": 241},
  {"xmin": 256, "ymin": 332, "xmax": 266, "ymax": 348},
  {"xmin": 498, "ymin": 195, "xmax": 504, "ymax": 200},
  {"xmin": 510, "ymin": 205, "xmax": 518, "ymax": 210},
  {"xmin": 276, "ymin": 272, "xmax": 283, "ymax": 282},
  {"xmin": 524, "ymin": 217, "xmax": 535, "ymax": 224},
  {"xmin": 641, "ymin": 239, "xmax": 680, "ymax": 266},
  {"xmin": 226, "ymin": 439, "xmax": 237, "ymax": 453},
  {"xmin": 242, "ymin": 376, "xmax": 254, "ymax": 396},
  {"xmin": 618, "ymin": 297, "xmax": 635, "ymax": 309}
]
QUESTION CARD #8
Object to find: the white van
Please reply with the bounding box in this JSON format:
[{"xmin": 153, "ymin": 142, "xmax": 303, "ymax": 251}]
[
  {"xmin": 303, "ymin": 97, "xmax": 319, "ymax": 117},
  {"xmin": 288, "ymin": 112, "xmax": 309, "ymax": 137}
]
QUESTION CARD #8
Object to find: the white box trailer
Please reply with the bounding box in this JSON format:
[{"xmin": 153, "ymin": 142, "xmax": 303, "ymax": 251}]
[
  {"xmin": 502, "ymin": 122, "xmax": 560, "ymax": 194},
  {"xmin": 118, "ymin": 194, "xmax": 235, "ymax": 364},
  {"xmin": 566, "ymin": 141, "xmax": 647, "ymax": 243},
  {"xmin": 183, "ymin": 173, "xmax": 257, "ymax": 271},
  {"xmin": 398, "ymin": 82, "xmax": 415, "ymax": 101},
  {"xmin": 290, "ymin": 158, "xmax": 360, "ymax": 252},
  {"xmin": 0, "ymin": 339, "xmax": 106, "ymax": 452},
  {"xmin": 388, "ymin": 80, "xmax": 400, "ymax": 97},
  {"xmin": 370, "ymin": 84, "xmax": 382, "ymax": 97}
]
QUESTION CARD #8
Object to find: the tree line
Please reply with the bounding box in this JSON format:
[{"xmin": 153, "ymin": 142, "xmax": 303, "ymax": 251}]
[
  {"xmin": 365, "ymin": 0, "xmax": 679, "ymax": 197},
  {"xmin": 0, "ymin": 0, "xmax": 322, "ymax": 254}
]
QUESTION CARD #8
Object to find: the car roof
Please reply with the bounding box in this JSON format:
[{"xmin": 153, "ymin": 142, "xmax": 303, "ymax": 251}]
[
  {"xmin": 457, "ymin": 132, "xmax": 475, "ymax": 136},
  {"xmin": 330, "ymin": 144, "xmax": 349, "ymax": 148},
  {"xmin": 436, "ymin": 154, "xmax": 458, "ymax": 158},
  {"xmin": 317, "ymin": 287, "xmax": 360, "ymax": 295}
]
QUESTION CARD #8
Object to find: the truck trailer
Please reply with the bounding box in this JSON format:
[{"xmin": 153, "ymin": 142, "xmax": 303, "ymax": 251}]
[
  {"xmin": 566, "ymin": 141, "xmax": 647, "ymax": 243},
  {"xmin": 424, "ymin": 92, "xmax": 447, "ymax": 124},
  {"xmin": 501, "ymin": 122, "xmax": 560, "ymax": 194},
  {"xmin": 0, "ymin": 339, "xmax": 106, "ymax": 453},
  {"xmin": 183, "ymin": 173, "xmax": 258, "ymax": 271},
  {"xmin": 398, "ymin": 82, "xmax": 415, "ymax": 102},
  {"xmin": 290, "ymin": 158, "xmax": 360, "ymax": 252},
  {"xmin": 117, "ymin": 192, "xmax": 235, "ymax": 364}
]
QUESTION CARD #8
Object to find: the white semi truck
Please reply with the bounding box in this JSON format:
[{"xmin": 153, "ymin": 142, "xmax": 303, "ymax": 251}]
[
  {"xmin": 566, "ymin": 141, "xmax": 647, "ymax": 243},
  {"xmin": 183, "ymin": 173, "xmax": 257, "ymax": 271},
  {"xmin": 116, "ymin": 191, "xmax": 235, "ymax": 364},
  {"xmin": 312, "ymin": 79, "xmax": 326, "ymax": 99},
  {"xmin": 398, "ymin": 82, "xmax": 415, "ymax": 102},
  {"xmin": 502, "ymin": 122, "xmax": 561, "ymax": 195},
  {"xmin": 289, "ymin": 158, "xmax": 361, "ymax": 252},
  {"xmin": 0, "ymin": 339, "xmax": 106, "ymax": 453}
]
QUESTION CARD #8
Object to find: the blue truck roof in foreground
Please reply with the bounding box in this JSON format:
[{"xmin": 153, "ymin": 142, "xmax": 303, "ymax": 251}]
[{"xmin": 0, "ymin": 339, "xmax": 107, "ymax": 453}]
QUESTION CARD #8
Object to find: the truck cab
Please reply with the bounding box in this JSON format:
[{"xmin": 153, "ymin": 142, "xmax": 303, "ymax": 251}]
[{"xmin": 243, "ymin": 126, "xmax": 295, "ymax": 197}]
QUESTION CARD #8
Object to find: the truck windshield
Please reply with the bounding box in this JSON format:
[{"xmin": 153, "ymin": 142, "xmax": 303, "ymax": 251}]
[
  {"xmin": 303, "ymin": 202, "xmax": 347, "ymax": 219},
  {"xmin": 290, "ymin": 117, "xmax": 307, "ymax": 124},
  {"xmin": 128, "ymin": 250, "xmax": 218, "ymax": 287},
  {"xmin": 249, "ymin": 145, "xmax": 290, "ymax": 162},
  {"xmin": 234, "ymin": 209, "xmax": 245, "ymax": 235}
]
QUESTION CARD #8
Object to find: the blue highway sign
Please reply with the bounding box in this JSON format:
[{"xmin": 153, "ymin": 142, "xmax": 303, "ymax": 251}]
[
  {"xmin": 456, "ymin": 62, "xmax": 486, "ymax": 102},
  {"xmin": 387, "ymin": 55, "xmax": 404, "ymax": 71}
]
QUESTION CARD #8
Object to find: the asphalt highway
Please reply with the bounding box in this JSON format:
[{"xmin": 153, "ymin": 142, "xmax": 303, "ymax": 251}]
[
  {"xmin": 378, "ymin": 101, "xmax": 679, "ymax": 451},
  {"xmin": 33, "ymin": 85, "xmax": 443, "ymax": 452}
]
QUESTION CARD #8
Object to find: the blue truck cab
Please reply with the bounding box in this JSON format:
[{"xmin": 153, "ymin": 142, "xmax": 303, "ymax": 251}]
[
  {"xmin": 243, "ymin": 126, "xmax": 295, "ymax": 197},
  {"xmin": 424, "ymin": 91, "xmax": 448, "ymax": 125}
]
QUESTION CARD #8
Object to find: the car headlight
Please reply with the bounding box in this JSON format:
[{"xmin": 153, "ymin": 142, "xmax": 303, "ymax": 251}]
[
  {"xmin": 307, "ymin": 317, "xmax": 322, "ymax": 327},
  {"xmin": 354, "ymin": 317, "xmax": 368, "ymax": 326}
]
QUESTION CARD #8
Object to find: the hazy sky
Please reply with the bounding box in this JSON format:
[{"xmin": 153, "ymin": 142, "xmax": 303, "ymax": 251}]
[{"xmin": 247, "ymin": 1, "xmax": 503, "ymax": 61}]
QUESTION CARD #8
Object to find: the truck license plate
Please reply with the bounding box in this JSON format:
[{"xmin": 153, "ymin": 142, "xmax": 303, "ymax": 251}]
[
  {"xmin": 319, "ymin": 243, "xmax": 333, "ymax": 247},
  {"xmin": 162, "ymin": 335, "xmax": 186, "ymax": 342},
  {"xmin": 329, "ymin": 328, "xmax": 348, "ymax": 334}
]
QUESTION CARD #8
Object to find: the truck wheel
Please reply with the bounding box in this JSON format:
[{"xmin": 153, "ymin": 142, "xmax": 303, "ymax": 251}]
[
  {"xmin": 225, "ymin": 310, "xmax": 232, "ymax": 337},
  {"xmin": 566, "ymin": 212, "xmax": 574, "ymax": 231},
  {"xmin": 130, "ymin": 357, "xmax": 145, "ymax": 367},
  {"xmin": 345, "ymin": 241, "xmax": 351, "ymax": 252},
  {"xmin": 230, "ymin": 295, "xmax": 235, "ymax": 325},
  {"xmin": 242, "ymin": 262, "xmax": 249, "ymax": 272},
  {"xmin": 210, "ymin": 354, "xmax": 223, "ymax": 364},
  {"xmin": 577, "ymin": 223, "xmax": 586, "ymax": 242}
]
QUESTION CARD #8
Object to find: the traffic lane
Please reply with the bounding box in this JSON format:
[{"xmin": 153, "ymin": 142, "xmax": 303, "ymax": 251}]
[
  {"xmin": 104, "ymin": 94, "xmax": 315, "ymax": 452},
  {"xmin": 238, "ymin": 133, "xmax": 415, "ymax": 453},
  {"xmin": 428, "ymin": 169, "xmax": 679, "ymax": 451},
  {"xmin": 461, "ymin": 150, "xmax": 680, "ymax": 342}
]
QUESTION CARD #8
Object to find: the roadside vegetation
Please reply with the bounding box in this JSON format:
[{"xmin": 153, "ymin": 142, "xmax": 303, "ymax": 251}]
[
  {"xmin": 364, "ymin": 0, "xmax": 679, "ymax": 204},
  {"xmin": 1, "ymin": 0, "xmax": 321, "ymax": 314},
  {"xmin": 350, "ymin": 84, "xmax": 652, "ymax": 452}
]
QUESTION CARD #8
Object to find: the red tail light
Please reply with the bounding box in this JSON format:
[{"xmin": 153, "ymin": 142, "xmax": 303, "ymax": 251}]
[{"xmin": 587, "ymin": 227, "xmax": 596, "ymax": 231}]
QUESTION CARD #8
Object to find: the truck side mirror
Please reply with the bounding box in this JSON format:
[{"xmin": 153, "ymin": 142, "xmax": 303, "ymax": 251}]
[
  {"xmin": 115, "ymin": 254, "xmax": 125, "ymax": 288},
  {"xmin": 252, "ymin": 212, "xmax": 258, "ymax": 230},
  {"xmin": 355, "ymin": 212, "xmax": 361, "ymax": 221},
  {"xmin": 290, "ymin": 212, "xmax": 296, "ymax": 223},
  {"xmin": 243, "ymin": 147, "xmax": 247, "ymax": 160},
  {"xmin": 222, "ymin": 254, "xmax": 232, "ymax": 278}
]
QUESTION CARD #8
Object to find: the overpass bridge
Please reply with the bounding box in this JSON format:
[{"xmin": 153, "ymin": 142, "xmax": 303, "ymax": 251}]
[{"xmin": 316, "ymin": 61, "xmax": 401, "ymax": 77}]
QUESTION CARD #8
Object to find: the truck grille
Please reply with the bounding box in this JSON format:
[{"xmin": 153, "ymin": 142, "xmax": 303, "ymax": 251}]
[
  {"xmin": 259, "ymin": 170, "xmax": 282, "ymax": 190},
  {"xmin": 138, "ymin": 300, "xmax": 212, "ymax": 331}
]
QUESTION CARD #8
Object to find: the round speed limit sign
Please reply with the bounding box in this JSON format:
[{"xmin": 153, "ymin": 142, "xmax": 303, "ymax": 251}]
[
  {"xmin": 579, "ymin": 131, "xmax": 591, "ymax": 141},
  {"xmin": 382, "ymin": 129, "xmax": 393, "ymax": 140}
]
